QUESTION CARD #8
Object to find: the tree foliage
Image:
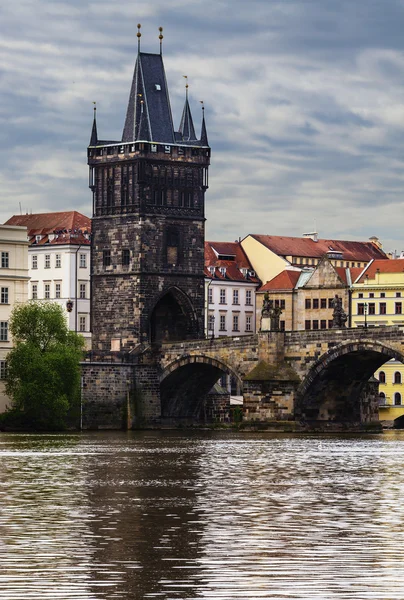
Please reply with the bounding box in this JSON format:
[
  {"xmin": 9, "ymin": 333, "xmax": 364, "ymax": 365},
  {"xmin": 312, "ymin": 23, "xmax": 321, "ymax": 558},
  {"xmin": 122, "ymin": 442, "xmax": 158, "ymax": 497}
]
[{"xmin": 5, "ymin": 301, "xmax": 85, "ymax": 430}]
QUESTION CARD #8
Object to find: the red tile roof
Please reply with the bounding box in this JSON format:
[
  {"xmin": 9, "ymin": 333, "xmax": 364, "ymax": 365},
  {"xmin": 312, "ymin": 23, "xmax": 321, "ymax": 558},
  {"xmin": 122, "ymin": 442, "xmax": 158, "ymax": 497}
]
[
  {"xmin": 205, "ymin": 241, "xmax": 260, "ymax": 283},
  {"xmin": 5, "ymin": 211, "xmax": 91, "ymax": 246},
  {"xmin": 258, "ymin": 270, "xmax": 301, "ymax": 292},
  {"xmin": 249, "ymin": 234, "xmax": 388, "ymax": 262},
  {"xmin": 356, "ymin": 259, "xmax": 404, "ymax": 283}
]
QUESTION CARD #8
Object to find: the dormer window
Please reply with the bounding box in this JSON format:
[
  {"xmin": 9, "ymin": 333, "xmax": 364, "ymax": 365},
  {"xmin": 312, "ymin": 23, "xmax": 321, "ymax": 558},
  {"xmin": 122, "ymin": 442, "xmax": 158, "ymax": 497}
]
[
  {"xmin": 36, "ymin": 235, "xmax": 41, "ymax": 243},
  {"xmin": 219, "ymin": 267, "xmax": 226, "ymax": 276},
  {"xmin": 241, "ymin": 268, "xmax": 248, "ymax": 277},
  {"xmin": 208, "ymin": 266, "xmax": 215, "ymax": 276},
  {"xmin": 155, "ymin": 84, "xmax": 161, "ymax": 91}
]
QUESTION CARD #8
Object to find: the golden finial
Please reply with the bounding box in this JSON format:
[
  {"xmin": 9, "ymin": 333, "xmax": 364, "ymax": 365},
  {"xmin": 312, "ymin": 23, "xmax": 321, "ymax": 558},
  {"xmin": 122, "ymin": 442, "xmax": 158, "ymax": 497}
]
[
  {"xmin": 92, "ymin": 101, "xmax": 96, "ymax": 116},
  {"xmin": 200, "ymin": 100, "xmax": 204, "ymax": 112},
  {"xmin": 137, "ymin": 23, "xmax": 142, "ymax": 53},
  {"xmin": 159, "ymin": 26, "xmax": 164, "ymax": 54}
]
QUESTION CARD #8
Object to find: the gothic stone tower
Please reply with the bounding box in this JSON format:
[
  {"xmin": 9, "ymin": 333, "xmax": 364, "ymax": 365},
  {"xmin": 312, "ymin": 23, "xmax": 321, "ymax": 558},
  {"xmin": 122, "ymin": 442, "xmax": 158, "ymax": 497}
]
[{"xmin": 88, "ymin": 38, "xmax": 210, "ymax": 352}]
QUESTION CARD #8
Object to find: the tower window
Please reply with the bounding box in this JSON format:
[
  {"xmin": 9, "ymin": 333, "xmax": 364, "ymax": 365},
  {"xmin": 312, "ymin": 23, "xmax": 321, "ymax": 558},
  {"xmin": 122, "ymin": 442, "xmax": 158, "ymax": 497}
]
[
  {"xmin": 103, "ymin": 250, "xmax": 111, "ymax": 267},
  {"xmin": 166, "ymin": 227, "xmax": 179, "ymax": 266},
  {"xmin": 122, "ymin": 249, "xmax": 130, "ymax": 266}
]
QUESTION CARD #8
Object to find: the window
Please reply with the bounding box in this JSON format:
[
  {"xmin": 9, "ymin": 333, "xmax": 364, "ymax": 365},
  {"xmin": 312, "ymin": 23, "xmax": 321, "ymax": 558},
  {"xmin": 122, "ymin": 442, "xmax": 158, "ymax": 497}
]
[
  {"xmin": 208, "ymin": 287, "xmax": 213, "ymax": 304},
  {"xmin": 320, "ymin": 320, "xmax": 327, "ymax": 329},
  {"xmin": 394, "ymin": 372, "xmax": 402, "ymax": 384},
  {"xmin": 328, "ymin": 298, "xmax": 334, "ymax": 308},
  {"xmin": 0, "ymin": 321, "xmax": 8, "ymax": 341},
  {"xmin": 380, "ymin": 292, "xmax": 385, "ymax": 298},
  {"xmin": 166, "ymin": 227, "xmax": 179, "ymax": 265},
  {"xmin": 44, "ymin": 283, "xmax": 50, "ymax": 299},
  {"xmin": 395, "ymin": 302, "xmax": 402, "ymax": 315},
  {"xmin": 1, "ymin": 287, "xmax": 8, "ymax": 304},
  {"xmin": 328, "ymin": 320, "xmax": 333, "ymax": 329},
  {"xmin": 396, "ymin": 292, "xmax": 401, "ymax": 298},
  {"xmin": 80, "ymin": 254, "xmax": 87, "ymax": 268},
  {"xmin": 368, "ymin": 303, "xmax": 375, "ymax": 315},
  {"xmin": 379, "ymin": 371, "xmax": 386, "ymax": 383},
  {"xmin": 379, "ymin": 392, "xmax": 386, "ymax": 404},
  {"xmin": 313, "ymin": 299, "xmax": 319, "ymax": 309},
  {"xmin": 280, "ymin": 299, "xmax": 285, "ymax": 310},
  {"xmin": 313, "ymin": 320, "xmax": 319, "ymax": 330},
  {"xmin": 32, "ymin": 255, "xmax": 38, "ymax": 269},
  {"xmin": 55, "ymin": 283, "xmax": 61, "ymax": 299},
  {"xmin": 219, "ymin": 314, "xmax": 226, "ymax": 331},
  {"xmin": 357, "ymin": 263, "xmax": 361, "ymax": 268},
  {"xmin": 208, "ymin": 313, "xmax": 214, "ymax": 330},
  {"xmin": 246, "ymin": 315, "xmax": 252, "ymax": 332},
  {"xmin": 1, "ymin": 252, "xmax": 9, "ymax": 268},
  {"xmin": 321, "ymin": 299, "xmax": 327, "ymax": 309},
  {"xmin": 220, "ymin": 289, "xmax": 226, "ymax": 304},
  {"xmin": 79, "ymin": 316, "xmax": 86, "ymax": 332},
  {"xmin": 122, "ymin": 249, "xmax": 130, "ymax": 266},
  {"xmin": 395, "ymin": 392, "xmax": 402, "ymax": 406},
  {"xmin": 280, "ymin": 320, "xmax": 285, "ymax": 331},
  {"xmin": 0, "ymin": 360, "xmax": 6, "ymax": 379},
  {"xmin": 233, "ymin": 289, "xmax": 239, "ymax": 305},
  {"xmin": 380, "ymin": 303, "xmax": 386, "ymax": 315},
  {"xmin": 45, "ymin": 254, "xmax": 50, "ymax": 269},
  {"xmin": 369, "ymin": 293, "xmax": 374, "ymax": 298},
  {"xmin": 103, "ymin": 250, "xmax": 111, "ymax": 267},
  {"xmin": 55, "ymin": 254, "xmax": 61, "ymax": 268},
  {"xmin": 358, "ymin": 303, "xmax": 364, "ymax": 315},
  {"xmin": 79, "ymin": 283, "xmax": 86, "ymax": 299},
  {"xmin": 358, "ymin": 293, "xmax": 363, "ymax": 299},
  {"xmin": 246, "ymin": 290, "xmax": 252, "ymax": 306},
  {"xmin": 232, "ymin": 314, "xmax": 239, "ymax": 331},
  {"xmin": 305, "ymin": 320, "xmax": 311, "ymax": 330},
  {"xmin": 305, "ymin": 299, "xmax": 311, "ymax": 309},
  {"xmin": 32, "ymin": 284, "xmax": 38, "ymax": 300}
]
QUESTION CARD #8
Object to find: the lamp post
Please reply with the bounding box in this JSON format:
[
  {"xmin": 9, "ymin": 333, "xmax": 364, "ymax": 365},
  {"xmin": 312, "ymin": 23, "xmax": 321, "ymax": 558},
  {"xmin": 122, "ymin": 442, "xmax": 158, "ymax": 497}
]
[{"xmin": 364, "ymin": 302, "xmax": 368, "ymax": 329}]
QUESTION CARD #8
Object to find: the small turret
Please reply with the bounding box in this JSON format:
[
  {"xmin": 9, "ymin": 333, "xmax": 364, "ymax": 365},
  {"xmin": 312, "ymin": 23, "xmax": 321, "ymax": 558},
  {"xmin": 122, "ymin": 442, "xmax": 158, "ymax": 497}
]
[{"xmin": 89, "ymin": 104, "xmax": 98, "ymax": 146}]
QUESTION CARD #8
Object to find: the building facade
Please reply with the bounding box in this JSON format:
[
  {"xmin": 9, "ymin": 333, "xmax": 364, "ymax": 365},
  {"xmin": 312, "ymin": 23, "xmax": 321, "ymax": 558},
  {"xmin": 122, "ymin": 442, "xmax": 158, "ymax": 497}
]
[
  {"xmin": 88, "ymin": 42, "xmax": 210, "ymax": 351},
  {"xmin": 204, "ymin": 241, "xmax": 259, "ymax": 338},
  {"xmin": 0, "ymin": 225, "xmax": 29, "ymax": 412},
  {"xmin": 5, "ymin": 212, "xmax": 91, "ymax": 346},
  {"xmin": 352, "ymin": 259, "xmax": 404, "ymax": 423}
]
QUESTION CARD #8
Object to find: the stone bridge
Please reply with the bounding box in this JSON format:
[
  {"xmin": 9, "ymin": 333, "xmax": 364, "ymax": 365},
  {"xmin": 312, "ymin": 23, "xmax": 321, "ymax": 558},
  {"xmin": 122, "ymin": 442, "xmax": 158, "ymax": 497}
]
[{"xmin": 82, "ymin": 326, "xmax": 404, "ymax": 431}]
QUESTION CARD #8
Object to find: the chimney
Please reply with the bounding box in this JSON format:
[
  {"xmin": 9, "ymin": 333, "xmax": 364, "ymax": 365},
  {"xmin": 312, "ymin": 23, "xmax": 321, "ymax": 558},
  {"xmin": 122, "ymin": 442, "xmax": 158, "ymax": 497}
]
[{"xmin": 369, "ymin": 236, "xmax": 382, "ymax": 249}]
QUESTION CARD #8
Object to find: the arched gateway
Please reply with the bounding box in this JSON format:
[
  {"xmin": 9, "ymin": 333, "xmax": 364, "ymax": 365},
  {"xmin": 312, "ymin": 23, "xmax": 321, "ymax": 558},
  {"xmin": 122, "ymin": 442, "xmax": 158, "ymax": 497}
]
[{"xmin": 150, "ymin": 287, "xmax": 199, "ymax": 344}]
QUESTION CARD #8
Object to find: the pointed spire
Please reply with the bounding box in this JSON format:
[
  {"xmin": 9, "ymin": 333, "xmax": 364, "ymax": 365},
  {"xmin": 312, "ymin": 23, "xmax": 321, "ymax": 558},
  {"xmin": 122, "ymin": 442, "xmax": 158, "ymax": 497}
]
[
  {"xmin": 178, "ymin": 76, "xmax": 196, "ymax": 141},
  {"xmin": 89, "ymin": 102, "xmax": 98, "ymax": 146},
  {"xmin": 200, "ymin": 101, "xmax": 208, "ymax": 146}
]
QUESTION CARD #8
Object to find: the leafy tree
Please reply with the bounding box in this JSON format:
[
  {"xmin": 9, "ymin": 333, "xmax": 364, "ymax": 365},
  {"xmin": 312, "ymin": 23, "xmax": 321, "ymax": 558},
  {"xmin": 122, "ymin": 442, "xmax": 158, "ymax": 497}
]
[{"xmin": 4, "ymin": 301, "xmax": 85, "ymax": 430}]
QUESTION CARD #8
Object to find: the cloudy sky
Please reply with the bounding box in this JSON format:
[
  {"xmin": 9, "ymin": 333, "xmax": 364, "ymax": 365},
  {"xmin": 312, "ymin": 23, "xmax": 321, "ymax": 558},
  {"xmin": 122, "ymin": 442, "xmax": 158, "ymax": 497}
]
[{"xmin": 1, "ymin": 0, "xmax": 404, "ymax": 253}]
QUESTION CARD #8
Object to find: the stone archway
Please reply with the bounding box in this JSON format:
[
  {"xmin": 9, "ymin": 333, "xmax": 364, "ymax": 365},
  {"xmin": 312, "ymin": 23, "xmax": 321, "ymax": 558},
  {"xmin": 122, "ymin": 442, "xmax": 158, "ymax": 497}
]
[
  {"xmin": 295, "ymin": 341, "xmax": 404, "ymax": 425},
  {"xmin": 160, "ymin": 354, "xmax": 242, "ymax": 422},
  {"xmin": 149, "ymin": 286, "xmax": 199, "ymax": 344}
]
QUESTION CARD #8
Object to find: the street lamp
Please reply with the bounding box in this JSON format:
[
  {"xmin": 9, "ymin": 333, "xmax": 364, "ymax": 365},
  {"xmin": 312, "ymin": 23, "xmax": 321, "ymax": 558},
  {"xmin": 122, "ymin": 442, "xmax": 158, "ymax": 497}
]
[{"xmin": 364, "ymin": 302, "xmax": 368, "ymax": 329}]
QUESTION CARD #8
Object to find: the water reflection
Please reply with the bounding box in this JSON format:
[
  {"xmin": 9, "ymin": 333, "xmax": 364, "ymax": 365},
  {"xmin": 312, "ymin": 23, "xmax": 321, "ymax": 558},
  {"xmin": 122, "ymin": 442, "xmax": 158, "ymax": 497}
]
[{"xmin": 2, "ymin": 431, "xmax": 404, "ymax": 598}]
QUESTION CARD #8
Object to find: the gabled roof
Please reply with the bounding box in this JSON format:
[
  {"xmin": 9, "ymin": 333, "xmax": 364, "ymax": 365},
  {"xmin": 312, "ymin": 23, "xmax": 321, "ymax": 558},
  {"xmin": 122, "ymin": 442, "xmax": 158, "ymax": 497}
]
[
  {"xmin": 356, "ymin": 259, "xmax": 404, "ymax": 283},
  {"xmin": 248, "ymin": 234, "xmax": 388, "ymax": 262},
  {"xmin": 258, "ymin": 270, "xmax": 301, "ymax": 292},
  {"xmin": 205, "ymin": 241, "xmax": 259, "ymax": 283},
  {"xmin": 122, "ymin": 52, "xmax": 175, "ymax": 144},
  {"xmin": 5, "ymin": 211, "xmax": 91, "ymax": 246}
]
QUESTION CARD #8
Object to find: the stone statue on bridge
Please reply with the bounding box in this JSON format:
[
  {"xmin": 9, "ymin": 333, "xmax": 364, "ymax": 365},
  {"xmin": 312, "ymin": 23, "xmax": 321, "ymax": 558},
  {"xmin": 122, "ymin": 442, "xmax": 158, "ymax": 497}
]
[
  {"xmin": 331, "ymin": 294, "xmax": 347, "ymax": 329},
  {"xmin": 261, "ymin": 292, "xmax": 283, "ymax": 332}
]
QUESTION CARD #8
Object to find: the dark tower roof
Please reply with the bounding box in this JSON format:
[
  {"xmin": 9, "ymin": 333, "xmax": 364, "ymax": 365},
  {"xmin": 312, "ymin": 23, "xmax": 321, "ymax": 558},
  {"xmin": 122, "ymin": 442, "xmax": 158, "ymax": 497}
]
[
  {"xmin": 178, "ymin": 94, "xmax": 197, "ymax": 142},
  {"xmin": 200, "ymin": 109, "xmax": 208, "ymax": 146},
  {"xmin": 122, "ymin": 52, "xmax": 175, "ymax": 144},
  {"xmin": 89, "ymin": 108, "xmax": 98, "ymax": 146}
]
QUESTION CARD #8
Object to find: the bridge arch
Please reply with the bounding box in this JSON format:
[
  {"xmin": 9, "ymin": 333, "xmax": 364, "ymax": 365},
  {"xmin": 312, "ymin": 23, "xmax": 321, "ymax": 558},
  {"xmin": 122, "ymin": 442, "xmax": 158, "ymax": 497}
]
[
  {"xmin": 295, "ymin": 340, "xmax": 404, "ymax": 423},
  {"xmin": 160, "ymin": 354, "xmax": 241, "ymax": 422}
]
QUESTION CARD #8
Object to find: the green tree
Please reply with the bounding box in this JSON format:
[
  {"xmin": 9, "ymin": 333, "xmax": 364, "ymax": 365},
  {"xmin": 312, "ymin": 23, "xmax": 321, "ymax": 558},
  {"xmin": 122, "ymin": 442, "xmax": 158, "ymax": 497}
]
[{"xmin": 4, "ymin": 301, "xmax": 85, "ymax": 430}]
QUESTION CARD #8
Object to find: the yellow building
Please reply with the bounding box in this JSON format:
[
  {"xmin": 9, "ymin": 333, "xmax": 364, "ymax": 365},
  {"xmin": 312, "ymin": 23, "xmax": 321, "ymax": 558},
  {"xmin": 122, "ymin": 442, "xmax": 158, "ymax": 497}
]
[
  {"xmin": 0, "ymin": 225, "xmax": 29, "ymax": 412},
  {"xmin": 352, "ymin": 259, "xmax": 404, "ymax": 425}
]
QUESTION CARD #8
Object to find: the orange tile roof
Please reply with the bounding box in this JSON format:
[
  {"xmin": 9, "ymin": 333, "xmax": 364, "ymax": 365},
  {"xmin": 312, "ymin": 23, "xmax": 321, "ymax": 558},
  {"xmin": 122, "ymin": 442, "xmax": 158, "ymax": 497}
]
[
  {"xmin": 356, "ymin": 259, "xmax": 404, "ymax": 283},
  {"xmin": 5, "ymin": 211, "xmax": 91, "ymax": 246},
  {"xmin": 258, "ymin": 270, "xmax": 301, "ymax": 292},
  {"xmin": 205, "ymin": 241, "xmax": 259, "ymax": 283},
  {"xmin": 249, "ymin": 234, "xmax": 388, "ymax": 262}
]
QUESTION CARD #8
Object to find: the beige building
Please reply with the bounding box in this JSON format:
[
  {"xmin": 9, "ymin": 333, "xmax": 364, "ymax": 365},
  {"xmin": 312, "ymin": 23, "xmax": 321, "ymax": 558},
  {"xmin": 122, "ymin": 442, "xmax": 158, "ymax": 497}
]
[
  {"xmin": 0, "ymin": 225, "xmax": 29, "ymax": 412},
  {"xmin": 256, "ymin": 256, "xmax": 360, "ymax": 331}
]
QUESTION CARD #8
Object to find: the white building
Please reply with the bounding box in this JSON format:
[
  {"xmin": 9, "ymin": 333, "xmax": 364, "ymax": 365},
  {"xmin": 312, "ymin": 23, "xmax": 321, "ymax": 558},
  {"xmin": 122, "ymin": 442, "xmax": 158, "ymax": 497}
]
[
  {"xmin": 204, "ymin": 241, "xmax": 260, "ymax": 338},
  {"xmin": 5, "ymin": 212, "xmax": 91, "ymax": 347},
  {"xmin": 0, "ymin": 225, "xmax": 29, "ymax": 412}
]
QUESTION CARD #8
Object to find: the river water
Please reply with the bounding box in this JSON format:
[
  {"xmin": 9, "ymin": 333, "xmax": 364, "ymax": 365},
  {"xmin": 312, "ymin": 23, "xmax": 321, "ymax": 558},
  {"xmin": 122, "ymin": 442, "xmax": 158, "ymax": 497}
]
[{"xmin": 1, "ymin": 431, "xmax": 404, "ymax": 599}]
